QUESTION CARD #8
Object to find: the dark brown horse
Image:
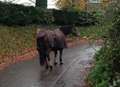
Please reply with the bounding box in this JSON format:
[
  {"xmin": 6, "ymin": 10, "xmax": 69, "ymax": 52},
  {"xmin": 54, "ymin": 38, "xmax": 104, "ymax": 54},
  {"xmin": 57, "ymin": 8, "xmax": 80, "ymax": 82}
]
[{"xmin": 36, "ymin": 25, "xmax": 78, "ymax": 70}]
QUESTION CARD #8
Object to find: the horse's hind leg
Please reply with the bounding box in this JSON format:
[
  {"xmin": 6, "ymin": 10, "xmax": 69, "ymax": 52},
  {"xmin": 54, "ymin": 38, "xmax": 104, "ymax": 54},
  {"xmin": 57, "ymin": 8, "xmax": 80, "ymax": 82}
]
[
  {"xmin": 45, "ymin": 56, "xmax": 52, "ymax": 70},
  {"xmin": 45, "ymin": 59, "xmax": 49, "ymax": 70},
  {"xmin": 48, "ymin": 51, "xmax": 54, "ymax": 71},
  {"xmin": 59, "ymin": 49, "xmax": 63, "ymax": 65},
  {"xmin": 45, "ymin": 53, "xmax": 50, "ymax": 70},
  {"xmin": 54, "ymin": 50, "xmax": 58, "ymax": 65}
]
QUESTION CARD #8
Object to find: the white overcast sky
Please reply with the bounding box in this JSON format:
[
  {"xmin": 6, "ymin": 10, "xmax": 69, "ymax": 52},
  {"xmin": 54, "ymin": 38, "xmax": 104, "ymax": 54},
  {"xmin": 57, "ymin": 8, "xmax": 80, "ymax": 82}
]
[{"xmin": 0, "ymin": 0, "xmax": 56, "ymax": 8}]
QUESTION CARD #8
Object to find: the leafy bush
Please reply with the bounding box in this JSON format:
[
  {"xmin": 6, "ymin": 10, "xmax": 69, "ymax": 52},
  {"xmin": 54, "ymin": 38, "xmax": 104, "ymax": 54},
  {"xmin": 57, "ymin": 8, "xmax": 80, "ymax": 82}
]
[
  {"xmin": 0, "ymin": 1, "xmax": 98, "ymax": 26},
  {"xmin": 89, "ymin": 46, "xmax": 112, "ymax": 87},
  {"xmin": 105, "ymin": 2, "xmax": 120, "ymax": 22},
  {"xmin": 0, "ymin": 1, "xmax": 54, "ymax": 26},
  {"xmin": 89, "ymin": 7, "xmax": 120, "ymax": 87},
  {"xmin": 76, "ymin": 11, "xmax": 97, "ymax": 26},
  {"xmin": 92, "ymin": 11, "xmax": 104, "ymax": 24},
  {"xmin": 53, "ymin": 10, "xmax": 97, "ymax": 26},
  {"xmin": 52, "ymin": 10, "xmax": 78, "ymax": 25}
]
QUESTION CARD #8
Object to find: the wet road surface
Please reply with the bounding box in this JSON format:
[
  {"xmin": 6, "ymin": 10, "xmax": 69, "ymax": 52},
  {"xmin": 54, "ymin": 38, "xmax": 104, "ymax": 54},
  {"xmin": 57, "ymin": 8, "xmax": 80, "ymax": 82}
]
[{"xmin": 0, "ymin": 44, "xmax": 101, "ymax": 87}]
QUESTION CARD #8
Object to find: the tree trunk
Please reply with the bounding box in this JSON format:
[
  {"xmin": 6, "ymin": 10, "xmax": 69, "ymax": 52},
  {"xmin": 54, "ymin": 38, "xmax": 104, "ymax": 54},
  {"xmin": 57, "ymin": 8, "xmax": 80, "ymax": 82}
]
[{"xmin": 36, "ymin": 0, "xmax": 47, "ymax": 9}]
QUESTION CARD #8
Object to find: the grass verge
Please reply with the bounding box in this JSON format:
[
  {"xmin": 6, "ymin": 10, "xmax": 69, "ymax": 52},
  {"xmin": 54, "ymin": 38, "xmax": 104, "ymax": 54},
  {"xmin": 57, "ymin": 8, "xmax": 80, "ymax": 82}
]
[
  {"xmin": 77, "ymin": 23, "xmax": 112, "ymax": 39},
  {"xmin": 0, "ymin": 25, "xmax": 36, "ymax": 56}
]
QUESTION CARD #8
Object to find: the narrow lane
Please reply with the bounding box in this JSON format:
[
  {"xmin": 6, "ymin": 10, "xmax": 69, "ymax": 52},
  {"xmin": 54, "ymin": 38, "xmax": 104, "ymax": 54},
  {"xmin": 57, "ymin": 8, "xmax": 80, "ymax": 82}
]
[
  {"xmin": 0, "ymin": 44, "xmax": 101, "ymax": 87},
  {"xmin": 54, "ymin": 46, "xmax": 101, "ymax": 87}
]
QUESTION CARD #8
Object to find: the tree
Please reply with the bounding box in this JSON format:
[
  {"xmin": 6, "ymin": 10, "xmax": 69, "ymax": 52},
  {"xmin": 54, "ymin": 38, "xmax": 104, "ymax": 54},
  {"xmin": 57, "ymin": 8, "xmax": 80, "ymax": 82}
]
[
  {"xmin": 55, "ymin": 0, "xmax": 86, "ymax": 11},
  {"xmin": 105, "ymin": 0, "xmax": 120, "ymax": 21},
  {"xmin": 55, "ymin": 0, "xmax": 73, "ymax": 10},
  {"xmin": 36, "ymin": 0, "xmax": 47, "ymax": 8}
]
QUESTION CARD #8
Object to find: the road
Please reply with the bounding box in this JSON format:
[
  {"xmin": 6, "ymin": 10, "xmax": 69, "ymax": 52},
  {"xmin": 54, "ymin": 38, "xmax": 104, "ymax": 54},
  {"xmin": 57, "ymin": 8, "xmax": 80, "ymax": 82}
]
[{"xmin": 0, "ymin": 43, "xmax": 101, "ymax": 87}]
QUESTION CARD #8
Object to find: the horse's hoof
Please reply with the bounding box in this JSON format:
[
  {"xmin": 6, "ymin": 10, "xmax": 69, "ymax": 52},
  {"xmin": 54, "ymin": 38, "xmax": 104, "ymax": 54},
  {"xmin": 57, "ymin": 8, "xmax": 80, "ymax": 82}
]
[
  {"xmin": 45, "ymin": 65, "xmax": 49, "ymax": 70},
  {"xmin": 54, "ymin": 62, "xmax": 58, "ymax": 66},
  {"xmin": 60, "ymin": 62, "xmax": 63, "ymax": 65},
  {"xmin": 49, "ymin": 66, "xmax": 53, "ymax": 71}
]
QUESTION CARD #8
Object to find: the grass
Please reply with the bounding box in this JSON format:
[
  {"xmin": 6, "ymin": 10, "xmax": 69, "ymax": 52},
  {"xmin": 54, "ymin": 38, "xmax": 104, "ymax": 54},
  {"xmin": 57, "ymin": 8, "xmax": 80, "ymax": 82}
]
[
  {"xmin": 0, "ymin": 25, "xmax": 37, "ymax": 55},
  {"xmin": 0, "ymin": 23, "xmax": 112, "ymax": 63},
  {"xmin": 77, "ymin": 23, "xmax": 112, "ymax": 39},
  {"xmin": 0, "ymin": 23, "xmax": 112, "ymax": 55}
]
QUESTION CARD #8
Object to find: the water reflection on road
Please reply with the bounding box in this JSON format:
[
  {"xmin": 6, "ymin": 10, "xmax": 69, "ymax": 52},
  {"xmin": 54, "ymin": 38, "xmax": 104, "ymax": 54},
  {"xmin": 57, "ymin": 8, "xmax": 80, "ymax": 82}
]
[{"xmin": 0, "ymin": 44, "xmax": 101, "ymax": 87}]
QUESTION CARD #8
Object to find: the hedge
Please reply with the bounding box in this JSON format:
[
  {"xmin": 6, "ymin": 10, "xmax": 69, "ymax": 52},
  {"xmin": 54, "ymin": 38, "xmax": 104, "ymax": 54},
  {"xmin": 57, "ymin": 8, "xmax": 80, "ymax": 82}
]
[
  {"xmin": 0, "ymin": 1, "xmax": 97, "ymax": 26},
  {"xmin": 89, "ymin": 7, "xmax": 120, "ymax": 87},
  {"xmin": 0, "ymin": 2, "xmax": 53, "ymax": 26}
]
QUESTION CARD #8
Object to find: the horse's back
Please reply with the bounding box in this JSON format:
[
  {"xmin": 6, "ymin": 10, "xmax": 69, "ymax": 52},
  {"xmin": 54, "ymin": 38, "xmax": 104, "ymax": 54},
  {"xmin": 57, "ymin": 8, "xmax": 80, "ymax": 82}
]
[
  {"xmin": 45, "ymin": 29, "xmax": 66, "ymax": 49},
  {"xmin": 53, "ymin": 29, "xmax": 67, "ymax": 49},
  {"xmin": 36, "ymin": 29, "xmax": 67, "ymax": 49}
]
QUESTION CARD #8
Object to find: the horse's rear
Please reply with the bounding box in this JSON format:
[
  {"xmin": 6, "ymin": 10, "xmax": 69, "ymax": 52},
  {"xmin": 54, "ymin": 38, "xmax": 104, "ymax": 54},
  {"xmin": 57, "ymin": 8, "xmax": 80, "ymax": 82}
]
[
  {"xmin": 45, "ymin": 29, "xmax": 67, "ymax": 66},
  {"xmin": 36, "ymin": 28, "xmax": 67, "ymax": 70},
  {"xmin": 53, "ymin": 29, "xmax": 67, "ymax": 49}
]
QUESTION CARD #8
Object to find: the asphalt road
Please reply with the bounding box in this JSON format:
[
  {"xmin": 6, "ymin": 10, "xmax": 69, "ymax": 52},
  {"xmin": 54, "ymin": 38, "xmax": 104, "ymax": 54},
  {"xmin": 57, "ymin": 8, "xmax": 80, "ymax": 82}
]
[{"xmin": 0, "ymin": 43, "xmax": 101, "ymax": 87}]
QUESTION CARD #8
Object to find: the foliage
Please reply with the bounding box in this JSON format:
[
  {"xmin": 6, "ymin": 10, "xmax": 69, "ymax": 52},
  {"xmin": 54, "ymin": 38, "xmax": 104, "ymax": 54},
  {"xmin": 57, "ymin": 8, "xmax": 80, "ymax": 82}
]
[
  {"xmin": 77, "ymin": 22, "xmax": 111, "ymax": 39},
  {"xmin": 0, "ymin": 1, "xmax": 54, "ymax": 26},
  {"xmin": 89, "ymin": 8, "xmax": 120, "ymax": 87},
  {"xmin": 36, "ymin": 0, "xmax": 47, "ymax": 8},
  {"xmin": 55, "ymin": 0, "xmax": 86, "ymax": 11},
  {"xmin": 105, "ymin": 0, "xmax": 120, "ymax": 21},
  {"xmin": 0, "ymin": 1, "xmax": 98, "ymax": 26},
  {"xmin": 76, "ymin": 11, "xmax": 98, "ymax": 26},
  {"xmin": 55, "ymin": 0, "xmax": 73, "ymax": 10},
  {"xmin": 92, "ymin": 11, "xmax": 104, "ymax": 24},
  {"xmin": 52, "ymin": 10, "xmax": 78, "ymax": 25},
  {"xmin": 53, "ymin": 10, "xmax": 97, "ymax": 26},
  {"xmin": 89, "ymin": 46, "xmax": 112, "ymax": 87}
]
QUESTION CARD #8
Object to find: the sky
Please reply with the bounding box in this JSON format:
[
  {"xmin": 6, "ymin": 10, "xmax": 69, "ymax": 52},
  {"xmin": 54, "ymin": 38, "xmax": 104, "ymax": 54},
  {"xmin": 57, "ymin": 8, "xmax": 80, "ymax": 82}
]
[
  {"xmin": 0, "ymin": 0, "xmax": 102, "ymax": 8},
  {"xmin": 0, "ymin": 0, "xmax": 56, "ymax": 8}
]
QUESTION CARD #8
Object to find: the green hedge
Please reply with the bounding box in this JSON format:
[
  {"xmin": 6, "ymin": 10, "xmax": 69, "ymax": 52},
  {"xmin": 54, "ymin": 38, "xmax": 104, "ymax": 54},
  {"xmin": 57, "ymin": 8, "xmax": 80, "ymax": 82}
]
[
  {"xmin": 0, "ymin": 1, "xmax": 97, "ymax": 26},
  {"xmin": 52, "ymin": 10, "xmax": 78, "ymax": 25},
  {"xmin": 89, "ymin": 8, "xmax": 120, "ymax": 87},
  {"xmin": 0, "ymin": 2, "xmax": 53, "ymax": 26},
  {"xmin": 53, "ymin": 10, "xmax": 97, "ymax": 26}
]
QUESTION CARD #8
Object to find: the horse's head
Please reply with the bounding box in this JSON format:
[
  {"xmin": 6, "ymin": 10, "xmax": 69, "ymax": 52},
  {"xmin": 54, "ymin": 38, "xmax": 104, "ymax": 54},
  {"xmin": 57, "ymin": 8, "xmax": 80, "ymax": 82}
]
[{"xmin": 59, "ymin": 25, "xmax": 80, "ymax": 36}]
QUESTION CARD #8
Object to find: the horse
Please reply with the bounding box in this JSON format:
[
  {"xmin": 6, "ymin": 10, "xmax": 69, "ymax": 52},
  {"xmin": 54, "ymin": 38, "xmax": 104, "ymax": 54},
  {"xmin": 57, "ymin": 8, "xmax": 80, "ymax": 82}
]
[{"xmin": 36, "ymin": 25, "xmax": 78, "ymax": 70}]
